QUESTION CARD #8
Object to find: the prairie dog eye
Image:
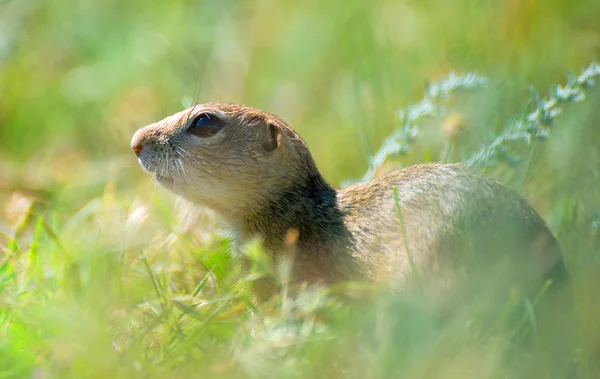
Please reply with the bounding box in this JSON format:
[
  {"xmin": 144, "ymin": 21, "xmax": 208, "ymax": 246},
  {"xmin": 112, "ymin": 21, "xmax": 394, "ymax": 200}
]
[{"xmin": 187, "ymin": 113, "xmax": 223, "ymax": 138}]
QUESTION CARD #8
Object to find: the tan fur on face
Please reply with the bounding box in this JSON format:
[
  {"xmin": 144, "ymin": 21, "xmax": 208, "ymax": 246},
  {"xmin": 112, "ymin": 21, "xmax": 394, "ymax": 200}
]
[{"xmin": 132, "ymin": 103, "xmax": 318, "ymax": 221}]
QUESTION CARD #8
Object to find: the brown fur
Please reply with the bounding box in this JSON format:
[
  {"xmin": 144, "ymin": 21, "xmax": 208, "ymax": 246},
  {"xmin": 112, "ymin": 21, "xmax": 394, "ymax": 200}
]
[{"xmin": 131, "ymin": 103, "xmax": 566, "ymax": 302}]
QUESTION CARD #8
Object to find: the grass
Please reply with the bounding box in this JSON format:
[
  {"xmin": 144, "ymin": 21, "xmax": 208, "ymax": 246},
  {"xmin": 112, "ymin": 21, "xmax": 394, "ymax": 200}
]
[{"xmin": 2, "ymin": 0, "xmax": 600, "ymax": 378}]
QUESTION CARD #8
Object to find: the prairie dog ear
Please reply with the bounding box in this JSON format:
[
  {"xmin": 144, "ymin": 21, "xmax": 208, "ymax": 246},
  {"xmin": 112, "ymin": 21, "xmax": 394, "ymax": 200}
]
[{"xmin": 262, "ymin": 121, "xmax": 284, "ymax": 152}]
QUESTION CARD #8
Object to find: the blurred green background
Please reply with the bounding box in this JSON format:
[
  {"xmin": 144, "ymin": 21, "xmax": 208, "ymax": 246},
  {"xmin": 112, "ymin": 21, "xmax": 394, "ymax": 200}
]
[
  {"xmin": 2, "ymin": 0, "xmax": 599, "ymax": 190},
  {"xmin": 1, "ymin": 0, "xmax": 600, "ymax": 378}
]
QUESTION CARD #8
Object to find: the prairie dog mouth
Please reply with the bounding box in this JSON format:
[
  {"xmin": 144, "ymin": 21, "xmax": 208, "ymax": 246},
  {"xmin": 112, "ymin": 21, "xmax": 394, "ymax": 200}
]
[
  {"xmin": 137, "ymin": 157, "xmax": 170, "ymax": 179},
  {"xmin": 137, "ymin": 159, "xmax": 176, "ymax": 188}
]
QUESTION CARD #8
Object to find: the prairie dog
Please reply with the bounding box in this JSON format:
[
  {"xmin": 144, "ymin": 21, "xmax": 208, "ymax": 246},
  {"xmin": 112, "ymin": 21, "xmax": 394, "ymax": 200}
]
[{"xmin": 131, "ymin": 103, "xmax": 565, "ymax": 300}]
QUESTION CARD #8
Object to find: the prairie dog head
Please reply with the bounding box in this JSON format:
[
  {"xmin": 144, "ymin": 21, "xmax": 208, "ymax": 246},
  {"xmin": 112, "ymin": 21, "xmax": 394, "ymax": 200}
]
[{"xmin": 131, "ymin": 103, "xmax": 319, "ymax": 219}]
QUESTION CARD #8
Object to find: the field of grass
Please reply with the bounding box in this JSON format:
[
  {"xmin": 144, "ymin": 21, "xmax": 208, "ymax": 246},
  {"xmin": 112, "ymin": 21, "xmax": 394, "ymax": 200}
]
[{"xmin": 1, "ymin": 0, "xmax": 600, "ymax": 378}]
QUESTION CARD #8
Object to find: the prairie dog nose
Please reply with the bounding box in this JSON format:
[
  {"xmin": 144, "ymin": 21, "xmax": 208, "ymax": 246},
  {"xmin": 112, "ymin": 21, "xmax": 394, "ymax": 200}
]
[{"xmin": 131, "ymin": 130, "xmax": 144, "ymax": 157}]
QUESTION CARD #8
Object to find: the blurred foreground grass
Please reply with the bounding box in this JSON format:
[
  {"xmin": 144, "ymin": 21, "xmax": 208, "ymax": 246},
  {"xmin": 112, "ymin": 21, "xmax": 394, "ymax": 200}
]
[{"xmin": 1, "ymin": 0, "xmax": 600, "ymax": 378}]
